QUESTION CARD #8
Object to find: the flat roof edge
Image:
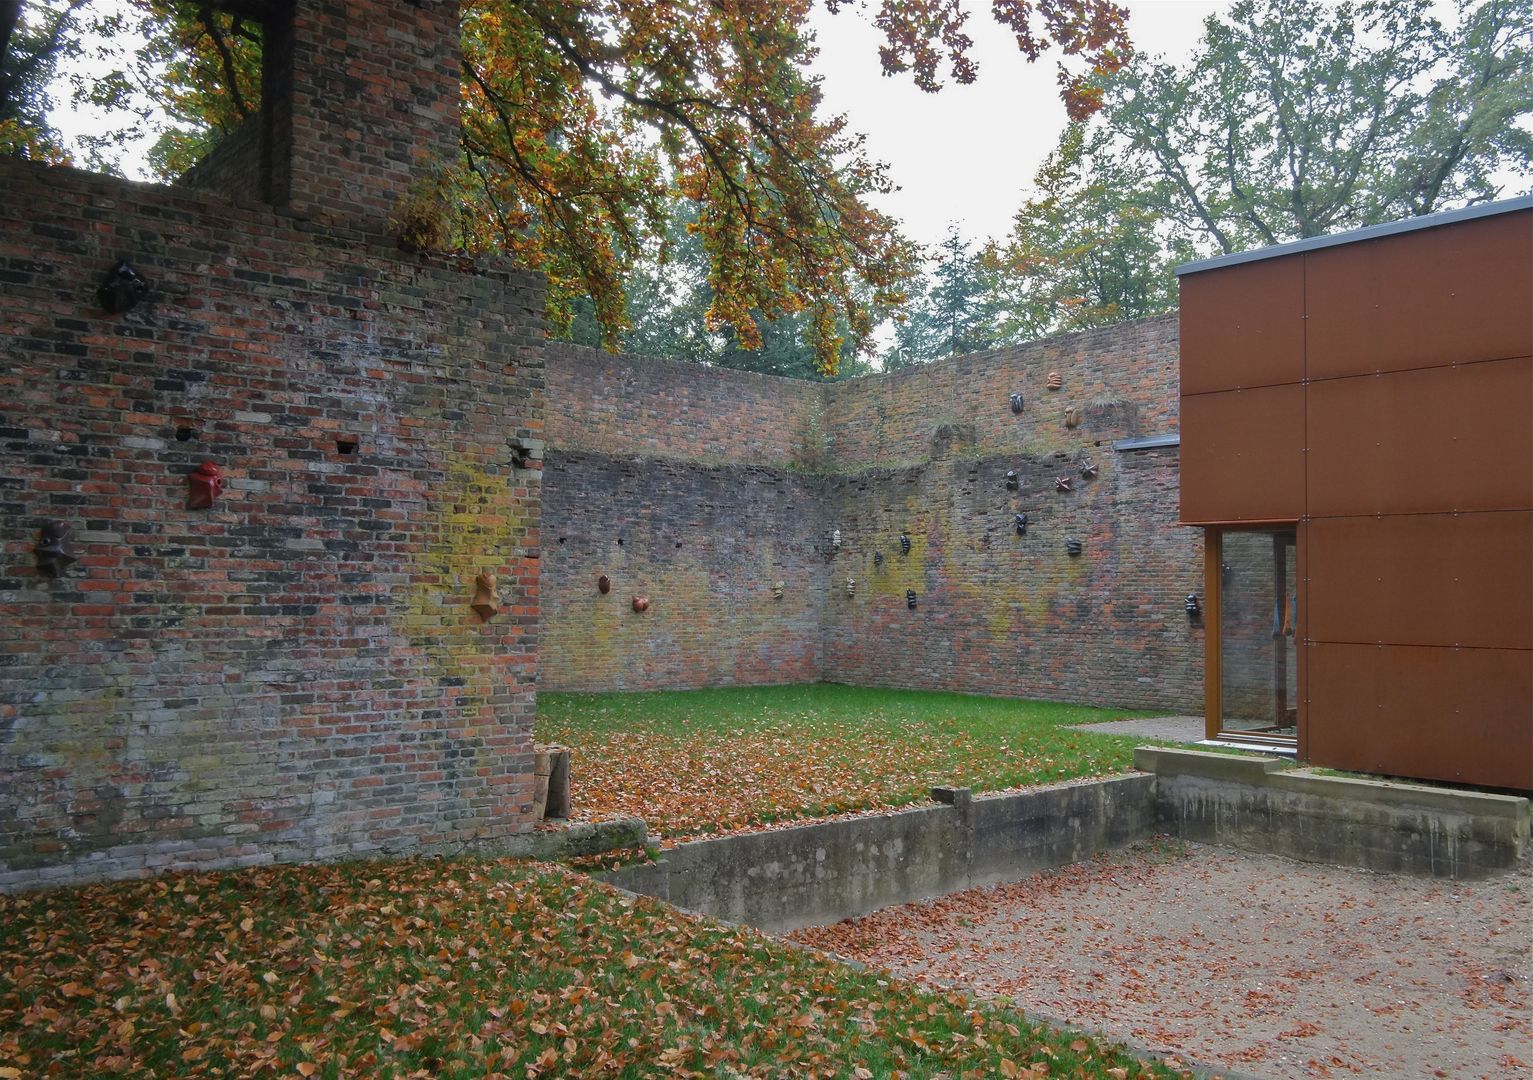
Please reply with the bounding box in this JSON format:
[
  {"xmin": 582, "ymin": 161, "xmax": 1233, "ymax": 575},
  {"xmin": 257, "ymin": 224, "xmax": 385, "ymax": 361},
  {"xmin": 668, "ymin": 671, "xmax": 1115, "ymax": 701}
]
[{"xmin": 1174, "ymin": 194, "xmax": 1533, "ymax": 277}]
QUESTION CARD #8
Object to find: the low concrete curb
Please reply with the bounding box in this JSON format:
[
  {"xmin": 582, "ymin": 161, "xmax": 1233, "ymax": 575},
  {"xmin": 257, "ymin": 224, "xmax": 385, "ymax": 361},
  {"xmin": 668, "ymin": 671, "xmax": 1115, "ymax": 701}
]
[
  {"xmin": 600, "ymin": 775, "xmax": 1156, "ymax": 933},
  {"xmin": 1134, "ymin": 746, "xmax": 1531, "ymax": 878}
]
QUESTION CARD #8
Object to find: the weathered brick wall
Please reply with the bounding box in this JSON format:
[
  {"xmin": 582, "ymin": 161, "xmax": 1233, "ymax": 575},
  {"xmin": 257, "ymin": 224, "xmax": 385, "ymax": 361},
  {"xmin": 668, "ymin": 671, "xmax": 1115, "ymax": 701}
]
[
  {"xmin": 0, "ymin": 157, "xmax": 545, "ymax": 888},
  {"xmin": 540, "ymin": 453, "xmax": 826, "ymax": 690},
  {"xmin": 815, "ymin": 313, "xmax": 1200, "ymax": 710},
  {"xmin": 819, "ymin": 448, "xmax": 1201, "ymax": 709},
  {"xmin": 178, "ymin": 119, "xmax": 265, "ymax": 204},
  {"xmin": 542, "ymin": 345, "xmax": 827, "ymax": 691},
  {"xmin": 270, "ymin": 0, "xmax": 462, "ymax": 231},
  {"xmin": 821, "ymin": 316, "xmax": 1179, "ymax": 470},
  {"xmin": 541, "ymin": 316, "xmax": 1203, "ymax": 710},
  {"xmin": 544, "ymin": 343, "xmax": 823, "ymax": 467}
]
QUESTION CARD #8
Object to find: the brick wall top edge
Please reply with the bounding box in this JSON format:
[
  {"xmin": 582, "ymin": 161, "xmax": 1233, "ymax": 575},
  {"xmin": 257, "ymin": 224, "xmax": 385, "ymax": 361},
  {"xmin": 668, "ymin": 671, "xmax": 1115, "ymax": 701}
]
[
  {"xmin": 0, "ymin": 157, "xmax": 547, "ymax": 298},
  {"xmin": 828, "ymin": 312, "xmax": 1179, "ymax": 391}
]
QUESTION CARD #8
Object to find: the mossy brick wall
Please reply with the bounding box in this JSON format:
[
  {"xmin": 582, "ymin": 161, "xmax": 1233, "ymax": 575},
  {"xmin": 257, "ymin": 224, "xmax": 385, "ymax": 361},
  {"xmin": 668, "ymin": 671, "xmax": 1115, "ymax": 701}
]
[
  {"xmin": 541, "ymin": 315, "xmax": 1204, "ymax": 710},
  {"xmin": 0, "ymin": 157, "xmax": 546, "ymax": 889},
  {"xmin": 540, "ymin": 454, "xmax": 826, "ymax": 690},
  {"xmin": 819, "ymin": 447, "xmax": 1199, "ymax": 709},
  {"xmin": 542, "ymin": 346, "xmax": 826, "ymax": 689},
  {"xmin": 818, "ymin": 314, "xmax": 1201, "ymax": 709}
]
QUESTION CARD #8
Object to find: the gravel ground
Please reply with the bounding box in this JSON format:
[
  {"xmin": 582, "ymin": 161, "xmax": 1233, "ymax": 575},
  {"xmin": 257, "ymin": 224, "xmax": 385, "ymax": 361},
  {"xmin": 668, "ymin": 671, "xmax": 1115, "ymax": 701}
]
[{"xmin": 788, "ymin": 841, "xmax": 1533, "ymax": 1079}]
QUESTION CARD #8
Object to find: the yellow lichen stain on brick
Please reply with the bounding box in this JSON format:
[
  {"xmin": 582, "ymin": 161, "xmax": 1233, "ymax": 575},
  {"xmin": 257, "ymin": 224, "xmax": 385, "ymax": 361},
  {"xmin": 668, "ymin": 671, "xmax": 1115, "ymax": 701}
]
[{"xmin": 401, "ymin": 457, "xmax": 530, "ymax": 696}]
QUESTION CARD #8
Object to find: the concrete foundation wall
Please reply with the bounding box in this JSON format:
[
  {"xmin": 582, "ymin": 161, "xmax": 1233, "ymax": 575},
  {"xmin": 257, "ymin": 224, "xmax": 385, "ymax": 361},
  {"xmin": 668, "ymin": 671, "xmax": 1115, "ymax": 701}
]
[
  {"xmin": 602, "ymin": 776, "xmax": 1157, "ymax": 933},
  {"xmin": 1136, "ymin": 747, "xmax": 1531, "ymax": 878}
]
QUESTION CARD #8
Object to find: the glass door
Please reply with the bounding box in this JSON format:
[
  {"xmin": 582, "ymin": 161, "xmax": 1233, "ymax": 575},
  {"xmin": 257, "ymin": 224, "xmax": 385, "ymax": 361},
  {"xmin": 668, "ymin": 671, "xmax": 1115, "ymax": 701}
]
[{"xmin": 1207, "ymin": 528, "xmax": 1298, "ymax": 744}]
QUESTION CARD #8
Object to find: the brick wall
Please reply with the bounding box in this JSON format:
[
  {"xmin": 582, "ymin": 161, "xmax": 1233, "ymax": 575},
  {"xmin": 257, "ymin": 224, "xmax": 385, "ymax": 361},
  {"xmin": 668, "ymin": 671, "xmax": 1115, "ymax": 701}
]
[
  {"xmin": 0, "ymin": 157, "xmax": 545, "ymax": 888},
  {"xmin": 178, "ymin": 118, "xmax": 265, "ymax": 204},
  {"xmin": 821, "ymin": 317, "xmax": 1179, "ymax": 470},
  {"xmin": 541, "ymin": 314, "xmax": 1204, "ymax": 710},
  {"xmin": 544, "ymin": 343, "xmax": 824, "ymax": 467},
  {"xmin": 540, "ymin": 453, "xmax": 826, "ymax": 690}
]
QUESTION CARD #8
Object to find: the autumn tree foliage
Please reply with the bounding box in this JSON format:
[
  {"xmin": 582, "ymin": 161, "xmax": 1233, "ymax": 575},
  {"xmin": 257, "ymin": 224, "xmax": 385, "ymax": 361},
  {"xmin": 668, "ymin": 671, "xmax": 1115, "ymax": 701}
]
[{"xmin": 1, "ymin": 0, "xmax": 1130, "ymax": 374}]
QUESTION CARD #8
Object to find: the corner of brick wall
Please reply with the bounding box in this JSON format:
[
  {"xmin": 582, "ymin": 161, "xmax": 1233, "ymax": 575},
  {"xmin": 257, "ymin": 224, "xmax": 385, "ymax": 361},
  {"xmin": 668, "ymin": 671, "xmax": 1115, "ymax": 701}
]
[{"xmin": 540, "ymin": 313, "xmax": 1204, "ymax": 710}]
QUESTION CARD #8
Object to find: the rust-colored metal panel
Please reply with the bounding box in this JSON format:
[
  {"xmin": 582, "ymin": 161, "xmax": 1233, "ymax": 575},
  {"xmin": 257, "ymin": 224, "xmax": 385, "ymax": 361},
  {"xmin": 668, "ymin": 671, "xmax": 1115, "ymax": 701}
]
[
  {"xmin": 1306, "ymin": 210, "xmax": 1533, "ymax": 380},
  {"xmin": 1180, "ymin": 385, "xmax": 1305, "ymax": 523},
  {"xmin": 1180, "ymin": 256, "xmax": 1306, "ymax": 395},
  {"xmin": 1305, "ymin": 357, "xmax": 1533, "ymax": 517},
  {"xmin": 1306, "ymin": 642, "xmax": 1533, "ymax": 789},
  {"xmin": 1306, "ymin": 512, "xmax": 1533, "ymax": 651}
]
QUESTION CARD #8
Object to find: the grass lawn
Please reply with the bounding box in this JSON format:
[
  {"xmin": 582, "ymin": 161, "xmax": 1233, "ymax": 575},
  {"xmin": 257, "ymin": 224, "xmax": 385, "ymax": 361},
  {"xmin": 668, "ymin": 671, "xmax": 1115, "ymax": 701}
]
[
  {"xmin": 537, "ymin": 683, "xmax": 1157, "ymax": 843},
  {"xmin": 0, "ymin": 857, "xmax": 1192, "ymax": 1079}
]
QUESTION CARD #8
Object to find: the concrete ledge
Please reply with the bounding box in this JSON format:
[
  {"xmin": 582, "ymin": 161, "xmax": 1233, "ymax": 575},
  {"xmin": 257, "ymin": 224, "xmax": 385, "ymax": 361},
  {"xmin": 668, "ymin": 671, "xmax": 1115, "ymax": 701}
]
[
  {"xmin": 1136, "ymin": 746, "xmax": 1530, "ymax": 878},
  {"xmin": 600, "ymin": 775, "xmax": 1156, "ymax": 932}
]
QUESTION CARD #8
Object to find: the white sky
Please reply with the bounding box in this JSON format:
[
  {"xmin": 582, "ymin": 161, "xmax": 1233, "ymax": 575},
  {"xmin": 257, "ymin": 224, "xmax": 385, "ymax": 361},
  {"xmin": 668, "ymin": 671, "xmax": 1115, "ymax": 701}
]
[{"xmin": 808, "ymin": 1, "xmax": 1237, "ymax": 250}]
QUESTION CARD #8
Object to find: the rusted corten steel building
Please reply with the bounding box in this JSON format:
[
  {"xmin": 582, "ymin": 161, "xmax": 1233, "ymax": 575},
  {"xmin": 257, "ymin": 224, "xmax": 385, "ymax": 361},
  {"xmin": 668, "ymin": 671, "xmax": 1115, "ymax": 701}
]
[{"xmin": 1177, "ymin": 195, "xmax": 1533, "ymax": 791}]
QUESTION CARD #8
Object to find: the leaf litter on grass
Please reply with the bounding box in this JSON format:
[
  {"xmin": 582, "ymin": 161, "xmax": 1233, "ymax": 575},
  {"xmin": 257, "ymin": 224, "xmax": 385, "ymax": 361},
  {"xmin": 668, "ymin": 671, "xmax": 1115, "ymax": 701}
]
[
  {"xmin": 0, "ymin": 856, "xmax": 1194, "ymax": 1079},
  {"xmin": 538, "ymin": 684, "xmax": 1148, "ymax": 843}
]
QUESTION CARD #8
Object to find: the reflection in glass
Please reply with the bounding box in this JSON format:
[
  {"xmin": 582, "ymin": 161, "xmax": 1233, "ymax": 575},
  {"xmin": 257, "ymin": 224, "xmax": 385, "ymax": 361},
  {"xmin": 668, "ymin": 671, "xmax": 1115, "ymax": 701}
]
[{"xmin": 1219, "ymin": 529, "xmax": 1298, "ymax": 740}]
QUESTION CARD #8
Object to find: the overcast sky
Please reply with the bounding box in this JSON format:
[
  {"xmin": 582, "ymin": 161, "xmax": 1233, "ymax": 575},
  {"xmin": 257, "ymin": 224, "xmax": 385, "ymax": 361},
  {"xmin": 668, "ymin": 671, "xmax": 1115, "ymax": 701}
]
[{"xmin": 807, "ymin": 1, "xmax": 1236, "ymax": 250}]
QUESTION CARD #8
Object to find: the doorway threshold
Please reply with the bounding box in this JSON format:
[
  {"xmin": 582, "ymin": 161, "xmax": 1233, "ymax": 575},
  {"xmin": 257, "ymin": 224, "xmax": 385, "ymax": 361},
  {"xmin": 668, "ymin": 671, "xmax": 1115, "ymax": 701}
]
[{"xmin": 1198, "ymin": 738, "xmax": 1298, "ymax": 758}]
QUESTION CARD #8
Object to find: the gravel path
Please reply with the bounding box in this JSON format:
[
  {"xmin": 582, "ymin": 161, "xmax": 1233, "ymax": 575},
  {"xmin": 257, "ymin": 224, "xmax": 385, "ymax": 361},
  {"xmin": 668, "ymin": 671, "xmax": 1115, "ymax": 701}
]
[{"xmin": 788, "ymin": 841, "xmax": 1533, "ymax": 1079}]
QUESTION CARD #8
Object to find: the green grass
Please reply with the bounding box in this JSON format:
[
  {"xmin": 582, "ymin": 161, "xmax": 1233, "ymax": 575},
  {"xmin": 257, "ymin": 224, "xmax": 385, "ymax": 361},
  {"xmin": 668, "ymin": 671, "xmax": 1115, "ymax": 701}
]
[
  {"xmin": 537, "ymin": 683, "xmax": 1164, "ymax": 842},
  {"xmin": 0, "ymin": 858, "xmax": 1190, "ymax": 1079}
]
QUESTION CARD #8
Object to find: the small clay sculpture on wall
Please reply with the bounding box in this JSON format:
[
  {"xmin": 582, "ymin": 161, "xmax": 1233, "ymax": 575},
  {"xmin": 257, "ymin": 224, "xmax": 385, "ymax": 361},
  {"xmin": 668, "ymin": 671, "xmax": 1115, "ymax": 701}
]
[
  {"xmin": 1064, "ymin": 406, "xmax": 1081, "ymax": 429},
  {"xmin": 470, "ymin": 573, "xmax": 499, "ymax": 621},
  {"xmin": 830, "ymin": 528, "xmax": 842, "ymax": 553},
  {"xmin": 187, "ymin": 461, "xmax": 224, "ymax": 509},
  {"xmin": 1009, "ymin": 392, "xmax": 1024, "ymax": 414},
  {"xmin": 906, "ymin": 589, "xmax": 918, "ymax": 610},
  {"xmin": 873, "ymin": 551, "xmax": 884, "ymax": 567},
  {"xmin": 1079, "ymin": 457, "xmax": 1098, "ymax": 479},
  {"xmin": 1065, "ymin": 538, "xmax": 1083, "ymax": 557},
  {"xmin": 632, "ymin": 595, "xmax": 650, "ymax": 613},
  {"xmin": 98, "ymin": 260, "xmax": 149, "ymax": 314},
  {"xmin": 772, "ymin": 580, "xmax": 785, "ymax": 600},
  {"xmin": 1046, "ymin": 371, "xmax": 1062, "ymax": 391},
  {"xmin": 1055, "ymin": 476, "xmax": 1072, "ymax": 492},
  {"xmin": 35, "ymin": 521, "xmax": 76, "ymax": 578},
  {"xmin": 899, "ymin": 533, "xmax": 911, "ymax": 555},
  {"xmin": 1184, "ymin": 593, "xmax": 1202, "ymax": 620},
  {"xmin": 1014, "ymin": 512, "xmax": 1028, "ymax": 536},
  {"xmin": 845, "ymin": 577, "xmax": 856, "ymax": 598},
  {"xmin": 597, "ymin": 574, "xmax": 612, "ymax": 595},
  {"xmin": 1004, "ymin": 469, "xmax": 1019, "ymax": 491}
]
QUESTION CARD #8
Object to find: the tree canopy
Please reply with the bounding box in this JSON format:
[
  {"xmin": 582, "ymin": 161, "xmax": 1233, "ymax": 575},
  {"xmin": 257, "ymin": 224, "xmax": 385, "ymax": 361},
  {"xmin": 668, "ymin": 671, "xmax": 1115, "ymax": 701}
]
[
  {"xmin": 0, "ymin": 0, "xmax": 1131, "ymax": 375},
  {"xmin": 981, "ymin": 0, "xmax": 1533, "ymax": 344},
  {"xmin": 1085, "ymin": 0, "xmax": 1533, "ymax": 254}
]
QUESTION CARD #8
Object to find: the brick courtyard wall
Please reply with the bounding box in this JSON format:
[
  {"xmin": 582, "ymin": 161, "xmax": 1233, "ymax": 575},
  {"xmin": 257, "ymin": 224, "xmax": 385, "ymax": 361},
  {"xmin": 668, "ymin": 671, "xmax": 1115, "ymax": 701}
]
[
  {"xmin": 818, "ymin": 315, "xmax": 1200, "ymax": 710},
  {"xmin": 541, "ymin": 316, "xmax": 1203, "ymax": 710},
  {"xmin": 542, "ymin": 346, "xmax": 825, "ymax": 690},
  {"xmin": 0, "ymin": 158, "xmax": 546, "ymax": 888}
]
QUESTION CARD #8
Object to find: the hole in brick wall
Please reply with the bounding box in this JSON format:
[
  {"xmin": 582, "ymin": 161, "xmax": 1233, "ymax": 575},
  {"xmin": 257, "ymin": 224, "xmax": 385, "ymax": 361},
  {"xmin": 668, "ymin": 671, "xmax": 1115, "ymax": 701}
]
[
  {"xmin": 175, "ymin": 426, "xmax": 196, "ymax": 442},
  {"xmin": 675, "ymin": 541, "xmax": 682, "ymax": 549},
  {"xmin": 336, "ymin": 439, "xmax": 358, "ymax": 455},
  {"xmin": 617, "ymin": 538, "xmax": 624, "ymax": 546},
  {"xmin": 558, "ymin": 537, "xmax": 566, "ymax": 545}
]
